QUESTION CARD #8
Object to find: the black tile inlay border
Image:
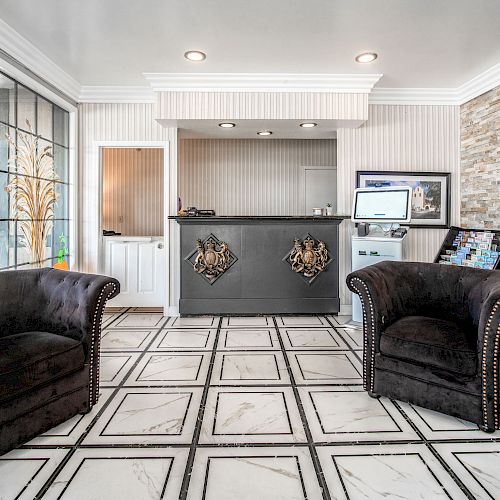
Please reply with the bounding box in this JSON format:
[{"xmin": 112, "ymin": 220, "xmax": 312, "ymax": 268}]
[
  {"xmin": 411, "ymin": 404, "xmax": 480, "ymax": 433},
  {"xmin": 285, "ymin": 328, "xmax": 341, "ymax": 348},
  {"xmin": 99, "ymin": 391, "xmax": 193, "ymax": 437},
  {"xmin": 308, "ymin": 389, "xmax": 404, "ymax": 435},
  {"xmin": 169, "ymin": 317, "xmax": 218, "ymax": 328},
  {"xmin": 56, "ymin": 456, "xmax": 174, "ymax": 499},
  {"xmin": 0, "ymin": 457, "xmax": 49, "ymax": 500},
  {"xmin": 178, "ymin": 317, "xmax": 222, "ymax": 499},
  {"xmin": 294, "ymin": 352, "xmax": 363, "ymax": 381},
  {"xmin": 219, "ymin": 353, "xmax": 281, "ymax": 381},
  {"xmin": 330, "ymin": 452, "xmax": 454, "ymax": 500},
  {"xmin": 134, "ymin": 354, "xmax": 205, "ymax": 383},
  {"xmin": 452, "ymin": 451, "xmax": 499, "ymax": 499},
  {"xmin": 225, "ymin": 316, "xmax": 272, "ymax": 327},
  {"xmin": 211, "ymin": 391, "xmax": 293, "ymax": 436},
  {"xmin": 222, "ymin": 329, "xmax": 274, "ymax": 349},
  {"xmin": 202, "ymin": 455, "xmax": 307, "ymax": 500},
  {"xmin": 272, "ymin": 317, "xmax": 332, "ymax": 500},
  {"xmin": 157, "ymin": 329, "xmax": 211, "ymax": 349},
  {"xmin": 101, "ymin": 329, "xmax": 156, "ymax": 350},
  {"xmin": 100, "ymin": 354, "xmax": 133, "ymax": 384}
]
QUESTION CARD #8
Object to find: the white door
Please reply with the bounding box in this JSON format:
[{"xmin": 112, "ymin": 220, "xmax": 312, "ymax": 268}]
[
  {"xmin": 302, "ymin": 166, "xmax": 337, "ymax": 215},
  {"xmin": 105, "ymin": 237, "xmax": 165, "ymax": 307}
]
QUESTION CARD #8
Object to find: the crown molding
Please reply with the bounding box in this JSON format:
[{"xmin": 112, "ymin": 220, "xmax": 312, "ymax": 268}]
[
  {"xmin": 0, "ymin": 18, "xmax": 80, "ymax": 101},
  {"xmin": 369, "ymin": 87, "xmax": 460, "ymax": 105},
  {"xmin": 370, "ymin": 62, "xmax": 500, "ymax": 106},
  {"xmin": 79, "ymin": 86, "xmax": 155, "ymax": 103},
  {"xmin": 457, "ymin": 61, "xmax": 500, "ymax": 104},
  {"xmin": 142, "ymin": 72, "xmax": 383, "ymax": 93}
]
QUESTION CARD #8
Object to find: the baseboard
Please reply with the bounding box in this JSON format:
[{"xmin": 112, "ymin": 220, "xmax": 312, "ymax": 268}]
[
  {"xmin": 339, "ymin": 303, "xmax": 352, "ymax": 316},
  {"xmin": 167, "ymin": 305, "xmax": 179, "ymax": 317}
]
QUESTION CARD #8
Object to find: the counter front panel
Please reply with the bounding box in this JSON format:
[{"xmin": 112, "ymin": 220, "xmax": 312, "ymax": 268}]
[{"xmin": 170, "ymin": 216, "xmax": 347, "ymax": 315}]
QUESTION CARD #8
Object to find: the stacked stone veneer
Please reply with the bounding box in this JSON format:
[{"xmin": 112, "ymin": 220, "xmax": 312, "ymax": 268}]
[{"xmin": 460, "ymin": 85, "xmax": 500, "ymax": 228}]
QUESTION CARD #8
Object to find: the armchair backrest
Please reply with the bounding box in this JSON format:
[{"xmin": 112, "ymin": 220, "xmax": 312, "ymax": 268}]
[
  {"xmin": 0, "ymin": 268, "xmax": 120, "ymax": 344},
  {"xmin": 364, "ymin": 261, "xmax": 500, "ymax": 332},
  {"xmin": 0, "ymin": 268, "xmax": 48, "ymax": 336}
]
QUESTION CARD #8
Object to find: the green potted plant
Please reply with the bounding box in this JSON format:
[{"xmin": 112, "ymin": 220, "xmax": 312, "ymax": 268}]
[{"xmin": 53, "ymin": 233, "xmax": 69, "ymax": 270}]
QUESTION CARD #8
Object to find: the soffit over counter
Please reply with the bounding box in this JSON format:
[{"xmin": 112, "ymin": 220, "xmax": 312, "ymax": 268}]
[
  {"xmin": 154, "ymin": 91, "xmax": 369, "ymax": 124},
  {"xmin": 150, "ymin": 73, "xmax": 382, "ymax": 126}
]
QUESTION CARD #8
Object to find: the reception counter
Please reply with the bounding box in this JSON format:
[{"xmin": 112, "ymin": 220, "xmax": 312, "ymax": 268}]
[{"xmin": 169, "ymin": 215, "xmax": 348, "ymax": 315}]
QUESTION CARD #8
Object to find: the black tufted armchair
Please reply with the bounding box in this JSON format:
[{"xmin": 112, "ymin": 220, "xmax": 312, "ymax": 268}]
[
  {"xmin": 0, "ymin": 268, "xmax": 119, "ymax": 454},
  {"xmin": 347, "ymin": 261, "xmax": 500, "ymax": 432}
]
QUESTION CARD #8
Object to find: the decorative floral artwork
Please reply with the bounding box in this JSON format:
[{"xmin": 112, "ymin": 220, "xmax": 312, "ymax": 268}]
[{"xmin": 5, "ymin": 120, "xmax": 58, "ymax": 267}]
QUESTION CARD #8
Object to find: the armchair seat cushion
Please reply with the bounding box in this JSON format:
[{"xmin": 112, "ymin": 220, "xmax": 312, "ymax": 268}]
[
  {"xmin": 0, "ymin": 331, "xmax": 85, "ymax": 403},
  {"xmin": 380, "ymin": 316, "xmax": 477, "ymax": 376}
]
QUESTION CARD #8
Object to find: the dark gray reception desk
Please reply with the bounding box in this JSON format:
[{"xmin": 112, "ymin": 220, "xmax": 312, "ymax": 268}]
[{"xmin": 169, "ymin": 215, "xmax": 348, "ymax": 315}]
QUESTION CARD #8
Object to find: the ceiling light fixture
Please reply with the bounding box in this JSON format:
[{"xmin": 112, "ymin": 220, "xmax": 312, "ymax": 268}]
[
  {"xmin": 218, "ymin": 122, "xmax": 236, "ymax": 128},
  {"xmin": 257, "ymin": 131, "xmax": 272, "ymax": 136},
  {"xmin": 184, "ymin": 50, "xmax": 206, "ymax": 61},
  {"xmin": 300, "ymin": 122, "xmax": 318, "ymax": 128},
  {"xmin": 355, "ymin": 52, "xmax": 378, "ymax": 63}
]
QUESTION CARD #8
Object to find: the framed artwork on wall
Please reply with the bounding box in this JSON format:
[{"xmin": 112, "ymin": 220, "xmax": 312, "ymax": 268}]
[{"xmin": 356, "ymin": 171, "xmax": 451, "ymax": 228}]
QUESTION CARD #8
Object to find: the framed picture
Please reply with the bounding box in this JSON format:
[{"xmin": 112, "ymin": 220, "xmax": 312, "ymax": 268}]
[{"xmin": 356, "ymin": 171, "xmax": 451, "ymax": 228}]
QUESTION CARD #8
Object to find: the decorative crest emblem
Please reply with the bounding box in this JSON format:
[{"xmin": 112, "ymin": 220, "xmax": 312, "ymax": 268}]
[
  {"xmin": 284, "ymin": 236, "xmax": 331, "ymax": 284},
  {"xmin": 186, "ymin": 234, "xmax": 237, "ymax": 284}
]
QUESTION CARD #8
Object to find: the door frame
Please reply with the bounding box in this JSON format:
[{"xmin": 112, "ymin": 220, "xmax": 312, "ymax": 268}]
[
  {"xmin": 95, "ymin": 141, "xmax": 170, "ymax": 314},
  {"xmin": 299, "ymin": 165, "xmax": 338, "ymax": 215}
]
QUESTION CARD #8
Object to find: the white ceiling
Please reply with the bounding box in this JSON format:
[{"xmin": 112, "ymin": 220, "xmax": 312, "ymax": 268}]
[{"xmin": 0, "ymin": 0, "xmax": 499, "ymax": 89}]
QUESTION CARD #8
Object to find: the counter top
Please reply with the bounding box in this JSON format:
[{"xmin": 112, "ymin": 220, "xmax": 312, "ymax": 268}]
[
  {"xmin": 102, "ymin": 235, "xmax": 164, "ymax": 241},
  {"xmin": 169, "ymin": 215, "xmax": 349, "ymax": 223}
]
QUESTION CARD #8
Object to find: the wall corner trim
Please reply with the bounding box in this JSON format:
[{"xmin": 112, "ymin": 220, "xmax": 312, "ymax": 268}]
[
  {"xmin": 370, "ymin": 62, "xmax": 500, "ymax": 106},
  {"xmin": 457, "ymin": 62, "xmax": 500, "ymax": 104},
  {"xmin": 79, "ymin": 86, "xmax": 155, "ymax": 103},
  {"xmin": 0, "ymin": 18, "xmax": 80, "ymax": 101}
]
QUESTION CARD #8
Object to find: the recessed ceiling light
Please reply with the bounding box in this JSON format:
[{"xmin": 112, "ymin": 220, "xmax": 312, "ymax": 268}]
[
  {"xmin": 257, "ymin": 131, "xmax": 272, "ymax": 136},
  {"xmin": 300, "ymin": 122, "xmax": 318, "ymax": 128},
  {"xmin": 184, "ymin": 50, "xmax": 206, "ymax": 61},
  {"xmin": 218, "ymin": 122, "xmax": 236, "ymax": 128},
  {"xmin": 355, "ymin": 52, "xmax": 378, "ymax": 63}
]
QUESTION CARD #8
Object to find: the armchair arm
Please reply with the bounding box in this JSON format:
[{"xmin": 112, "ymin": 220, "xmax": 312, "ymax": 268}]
[
  {"xmin": 477, "ymin": 278, "xmax": 500, "ymax": 430},
  {"xmin": 37, "ymin": 269, "xmax": 120, "ymax": 407},
  {"xmin": 0, "ymin": 268, "xmax": 119, "ymax": 407},
  {"xmin": 346, "ymin": 261, "xmax": 420, "ymax": 392}
]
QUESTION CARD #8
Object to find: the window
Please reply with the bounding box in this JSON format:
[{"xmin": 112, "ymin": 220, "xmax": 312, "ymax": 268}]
[{"xmin": 0, "ymin": 71, "xmax": 70, "ymax": 270}]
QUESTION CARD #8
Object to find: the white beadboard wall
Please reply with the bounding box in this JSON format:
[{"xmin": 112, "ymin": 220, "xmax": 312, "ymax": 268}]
[
  {"xmin": 102, "ymin": 147, "xmax": 164, "ymax": 236},
  {"xmin": 179, "ymin": 139, "xmax": 336, "ymax": 215},
  {"xmin": 337, "ymin": 104, "xmax": 461, "ymax": 306},
  {"xmin": 156, "ymin": 92, "xmax": 368, "ymax": 120},
  {"xmin": 78, "ymin": 103, "xmax": 178, "ymax": 309}
]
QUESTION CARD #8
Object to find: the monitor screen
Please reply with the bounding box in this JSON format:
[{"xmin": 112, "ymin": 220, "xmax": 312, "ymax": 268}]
[{"xmin": 352, "ymin": 187, "xmax": 411, "ymax": 223}]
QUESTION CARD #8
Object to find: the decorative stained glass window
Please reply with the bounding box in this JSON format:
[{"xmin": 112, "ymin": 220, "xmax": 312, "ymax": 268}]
[{"xmin": 0, "ymin": 71, "xmax": 70, "ymax": 270}]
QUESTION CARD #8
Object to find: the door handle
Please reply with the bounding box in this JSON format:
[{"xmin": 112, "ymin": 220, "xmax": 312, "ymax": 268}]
[{"xmin": 158, "ymin": 243, "xmax": 164, "ymax": 249}]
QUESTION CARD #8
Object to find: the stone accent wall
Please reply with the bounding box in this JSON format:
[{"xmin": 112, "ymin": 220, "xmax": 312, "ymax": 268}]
[{"xmin": 460, "ymin": 85, "xmax": 500, "ymax": 228}]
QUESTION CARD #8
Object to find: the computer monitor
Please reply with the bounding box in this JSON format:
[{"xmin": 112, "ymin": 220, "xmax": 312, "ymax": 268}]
[{"xmin": 352, "ymin": 186, "xmax": 412, "ymax": 224}]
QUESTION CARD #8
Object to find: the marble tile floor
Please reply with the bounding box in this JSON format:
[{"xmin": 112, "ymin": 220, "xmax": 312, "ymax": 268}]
[{"xmin": 2, "ymin": 310, "xmax": 500, "ymax": 499}]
